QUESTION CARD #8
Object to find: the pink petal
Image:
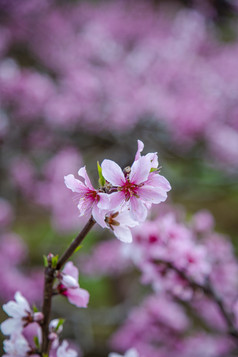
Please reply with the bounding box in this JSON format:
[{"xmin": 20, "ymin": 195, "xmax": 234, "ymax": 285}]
[
  {"xmin": 77, "ymin": 198, "xmax": 93, "ymax": 217},
  {"xmin": 113, "ymin": 225, "xmax": 133, "ymax": 243},
  {"xmin": 146, "ymin": 173, "xmax": 171, "ymax": 191},
  {"xmin": 139, "ymin": 185, "xmax": 168, "ymax": 203},
  {"xmin": 108, "ymin": 191, "xmax": 125, "ymax": 210},
  {"xmin": 145, "ymin": 152, "xmax": 158, "ymax": 168},
  {"xmin": 78, "ymin": 166, "xmax": 94, "ymax": 190},
  {"xmin": 92, "ymin": 205, "xmax": 107, "ymax": 228},
  {"xmin": 101, "ymin": 159, "xmax": 125, "ymax": 186},
  {"xmin": 129, "ymin": 156, "xmax": 151, "ymax": 184},
  {"xmin": 97, "ymin": 192, "xmax": 110, "ymax": 209},
  {"xmin": 130, "ymin": 196, "xmax": 148, "ymax": 222},
  {"xmin": 64, "ymin": 174, "xmax": 87, "ymax": 193},
  {"xmin": 67, "ymin": 287, "xmax": 89, "ymax": 308},
  {"xmin": 134, "ymin": 139, "xmax": 144, "ymax": 161},
  {"xmin": 62, "ymin": 262, "xmax": 79, "ymax": 281}
]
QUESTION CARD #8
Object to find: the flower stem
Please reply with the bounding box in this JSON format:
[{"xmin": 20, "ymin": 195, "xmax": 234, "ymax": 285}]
[{"xmin": 41, "ymin": 216, "xmax": 95, "ymax": 355}]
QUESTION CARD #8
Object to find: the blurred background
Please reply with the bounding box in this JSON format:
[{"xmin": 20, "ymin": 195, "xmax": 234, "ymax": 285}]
[{"xmin": 0, "ymin": 0, "xmax": 238, "ymax": 356}]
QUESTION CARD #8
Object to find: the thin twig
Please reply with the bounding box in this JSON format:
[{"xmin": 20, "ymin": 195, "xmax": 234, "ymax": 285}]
[{"xmin": 57, "ymin": 216, "xmax": 95, "ymax": 270}]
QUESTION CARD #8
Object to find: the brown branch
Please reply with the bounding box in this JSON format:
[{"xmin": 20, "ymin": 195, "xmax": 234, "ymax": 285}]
[
  {"xmin": 41, "ymin": 216, "xmax": 95, "ymax": 355},
  {"xmin": 155, "ymin": 260, "xmax": 238, "ymax": 340},
  {"xmin": 56, "ymin": 216, "xmax": 95, "ymax": 270}
]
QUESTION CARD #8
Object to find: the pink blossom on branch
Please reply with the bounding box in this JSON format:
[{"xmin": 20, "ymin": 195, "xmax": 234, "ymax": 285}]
[
  {"xmin": 1, "ymin": 292, "xmax": 43, "ymax": 336},
  {"xmin": 64, "ymin": 166, "xmax": 109, "ymax": 220},
  {"xmin": 101, "ymin": 140, "xmax": 171, "ymax": 222},
  {"xmin": 56, "ymin": 261, "xmax": 89, "ymax": 308},
  {"xmin": 93, "ymin": 209, "xmax": 138, "ymax": 243}
]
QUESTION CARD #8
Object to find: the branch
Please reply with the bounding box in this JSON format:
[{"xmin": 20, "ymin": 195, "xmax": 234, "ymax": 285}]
[
  {"xmin": 156, "ymin": 260, "xmax": 238, "ymax": 340},
  {"xmin": 41, "ymin": 216, "xmax": 95, "ymax": 355}
]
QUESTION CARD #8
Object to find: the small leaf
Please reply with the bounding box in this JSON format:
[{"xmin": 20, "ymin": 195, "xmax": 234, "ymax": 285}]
[
  {"xmin": 74, "ymin": 245, "xmax": 83, "ymax": 254},
  {"xmin": 150, "ymin": 167, "xmax": 158, "ymax": 173},
  {"xmin": 43, "ymin": 255, "xmax": 48, "ymax": 267},
  {"xmin": 34, "ymin": 336, "xmax": 40, "ymax": 349},
  {"xmin": 97, "ymin": 161, "xmax": 105, "ymax": 187},
  {"xmin": 51, "ymin": 255, "xmax": 59, "ymax": 269},
  {"xmin": 32, "ymin": 305, "xmax": 39, "ymax": 313},
  {"xmin": 56, "ymin": 318, "xmax": 65, "ymax": 331}
]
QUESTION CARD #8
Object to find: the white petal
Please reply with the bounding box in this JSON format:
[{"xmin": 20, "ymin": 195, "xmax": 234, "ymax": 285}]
[
  {"xmin": 14, "ymin": 292, "xmax": 30, "ymax": 313},
  {"xmin": 101, "ymin": 160, "xmax": 125, "ymax": 186},
  {"xmin": 130, "ymin": 197, "xmax": 148, "ymax": 222},
  {"xmin": 113, "ymin": 226, "xmax": 133, "ymax": 243},
  {"xmin": 61, "ymin": 274, "xmax": 78, "ymax": 289},
  {"xmin": 1, "ymin": 318, "xmax": 22, "ymax": 335},
  {"xmin": 92, "ymin": 205, "xmax": 107, "ymax": 228},
  {"xmin": 117, "ymin": 210, "xmax": 138, "ymax": 228}
]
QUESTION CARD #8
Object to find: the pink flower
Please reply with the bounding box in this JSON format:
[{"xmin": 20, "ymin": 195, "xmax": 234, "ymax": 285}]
[
  {"xmin": 101, "ymin": 141, "xmax": 171, "ymax": 222},
  {"xmin": 57, "ymin": 340, "xmax": 78, "ymax": 357},
  {"xmin": 64, "ymin": 166, "xmax": 109, "ymax": 220},
  {"xmin": 1, "ymin": 292, "xmax": 40, "ymax": 336},
  {"xmin": 57, "ymin": 262, "xmax": 89, "ymax": 308},
  {"xmin": 3, "ymin": 332, "xmax": 31, "ymax": 357},
  {"xmin": 93, "ymin": 209, "xmax": 138, "ymax": 243}
]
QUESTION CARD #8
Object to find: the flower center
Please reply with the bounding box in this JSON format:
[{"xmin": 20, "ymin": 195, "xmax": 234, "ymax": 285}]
[{"xmin": 120, "ymin": 180, "xmax": 140, "ymax": 201}]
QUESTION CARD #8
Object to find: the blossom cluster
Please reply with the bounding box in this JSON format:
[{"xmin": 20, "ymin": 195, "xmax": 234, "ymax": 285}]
[
  {"xmin": 1, "ymin": 0, "xmax": 238, "ymax": 173},
  {"xmin": 0, "ymin": 259, "xmax": 89, "ymax": 356},
  {"xmin": 80, "ymin": 209, "xmax": 238, "ymax": 357},
  {"xmin": 64, "ymin": 140, "xmax": 171, "ymax": 243}
]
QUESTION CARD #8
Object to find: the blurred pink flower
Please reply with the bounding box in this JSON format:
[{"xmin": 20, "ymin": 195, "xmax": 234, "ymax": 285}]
[{"xmin": 56, "ymin": 340, "xmax": 78, "ymax": 357}]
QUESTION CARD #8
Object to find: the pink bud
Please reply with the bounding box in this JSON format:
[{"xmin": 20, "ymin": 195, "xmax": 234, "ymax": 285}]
[{"xmin": 33, "ymin": 312, "xmax": 44, "ymax": 322}]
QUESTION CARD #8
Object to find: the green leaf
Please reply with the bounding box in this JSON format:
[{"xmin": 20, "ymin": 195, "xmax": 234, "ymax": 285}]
[
  {"xmin": 150, "ymin": 167, "xmax": 158, "ymax": 173},
  {"xmin": 74, "ymin": 245, "xmax": 83, "ymax": 254},
  {"xmin": 32, "ymin": 305, "xmax": 39, "ymax": 313},
  {"xmin": 97, "ymin": 161, "xmax": 105, "ymax": 187},
  {"xmin": 55, "ymin": 318, "xmax": 65, "ymax": 331},
  {"xmin": 34, "ymin": 336, "xmax": 40, "ymax": 349},
  {"xmin": 43, "ymin": 255, "xmax": 48, "ymax": 267},
  {"xmin": 51, "ymin": 255, "xmax": 59, "ymax": 269}
]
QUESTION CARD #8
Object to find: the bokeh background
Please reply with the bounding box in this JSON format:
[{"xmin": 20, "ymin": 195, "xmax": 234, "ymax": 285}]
[{"xmin": 0, "ymin": 0, "xmax": 238, "ymax": 356}]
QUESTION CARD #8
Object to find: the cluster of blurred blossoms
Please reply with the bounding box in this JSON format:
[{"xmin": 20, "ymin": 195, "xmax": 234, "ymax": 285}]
[
  {"xmin": 64, "ymin": 140, "xmax": 171, "ymax": 243},
  {"xmin": 1, "ymin": 0, "xmax": 238, "ymax": 236},
  {"xmin": 81, "ymin": 209, "xmax": 238, "ymax": 357}
]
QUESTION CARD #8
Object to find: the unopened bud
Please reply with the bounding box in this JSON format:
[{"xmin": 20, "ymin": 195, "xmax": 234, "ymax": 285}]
[
  {"xmin": 49, "ymin": 332, "xmax": 58, "ymax": 341},
  {"xmin": 33, "ymin": 312, "xmax": 44, "ymax": 322}
]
